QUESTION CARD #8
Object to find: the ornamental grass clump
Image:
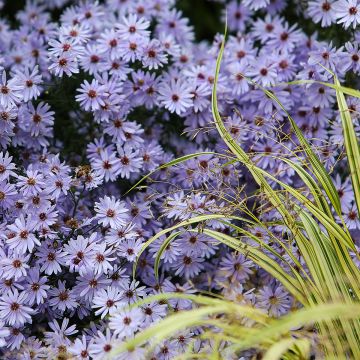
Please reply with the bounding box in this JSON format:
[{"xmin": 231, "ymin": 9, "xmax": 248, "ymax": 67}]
[{"xmin": 0, "ymin": 0, "xmax": 360, "ymax": 359}]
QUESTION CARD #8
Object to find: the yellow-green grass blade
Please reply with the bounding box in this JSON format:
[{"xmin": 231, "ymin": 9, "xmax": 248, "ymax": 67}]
[
  {"xmin": 154, "ymin": 230, "xmax": 182, "ymax": 282},
  {"xmin": 125, "ymin": 151, "xmax": 222, "ymax": 194},
  {"xmin": 195, "ymin": 228, "xmax": 307, "ymax": 303},
  {"xmin": 333, "ymin": 76, "xmax": 360, "ymax": 216},
  {"xmin": 262, "ymin": 338, "xmax": 310, "ymax": 360}
]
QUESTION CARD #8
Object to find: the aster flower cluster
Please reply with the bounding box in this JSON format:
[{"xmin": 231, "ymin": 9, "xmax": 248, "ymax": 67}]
[{"xmin": 0, "ymin": 0, "xmax": 357, "ymax": 358}]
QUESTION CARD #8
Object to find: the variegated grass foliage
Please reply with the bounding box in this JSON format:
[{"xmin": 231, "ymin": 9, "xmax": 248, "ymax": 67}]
[{"xmin": 110, "ymin": 33, "xmax": 360, "ymax": 360}]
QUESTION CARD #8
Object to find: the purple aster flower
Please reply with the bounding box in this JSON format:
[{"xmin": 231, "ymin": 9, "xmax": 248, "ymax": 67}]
[
  {"xmin": 19, "ymin": 101, "xmax": 54, "ymax": 137},
  {"xmin": 97, "ymin": 29, "xmax": 122, "ymax": 61},
  {"xmin": 0, "ymin": 71, "xmax": 23, "ymax": 108},
  {"xmin": 172, "ymin": 253, "xmax": 205, "ymax": 279},
  {"xmin": 0, "ymin": 289, "xmax": 35, "ymax": 326},
  {"xmin": 88, "ymin": 329, "xmax": 118, "ymax": 359},
  {"xmin": 158, "ymin": 79, "xmax": 193, "ymax": 115},
  {"xmin": 94, "ymin": 195, "xmax": 129, "ymax": 230},
  {"xmin": 0, "ymin": 152, "xmax": 16, "ymax": 181},
  {"xmin": 141, "ymin": 302, "xmax": 167, "ymax": 326},
  {"xmin": 76, "ymin": 79, "xmax": 108, "ymax": 112},
  {"xmin": 45, "ymin": 317, "xmax": 78, "ymax": 342},
  {"xmin": 343, "ymin": 204, "xmax": 360, "ymax": 229},
  {"xmin": 24, "ymin": 268, "xmax": 50, "ymax": 305},
  {"xmin": 1, "ymin": 251, "xmax": 30, "ymax": 281},
  {"xmin": 36, "ymin": 242, "xmax": 66, "ymax": 275},
  {"xmin": 48, "ymin": 52, "xmax": 79, "ymax": 77},
  {"xmin": 17, "ymin": 167, "xmax": 45, "ymax": 196},
  {"xmin": 333, "ymin": 0, "xmax": 360, "ymax": 29},
  {"xmin": 226, "ymin": 62, "xmax": 250, "ymax": 96},
  {"xmin": 242, "ymin": 0, "xmax": 270, "ymax": 10},
  {"xmin": 257, "ymin": 283, "xmax": 291, "ymax": 317},
  {"xmin": 267, "ymin": 22, "xmax": 303, "ymax": 53},
  {"xmin": 308, "ymin": 1, "xmax": 337, "ymax": 27},
  {"xmin": 224, "ymin": 1, "xmax": 251, "ymax": 32},
  {"xmin": 0, "ymin": 181, "xmax": 17, "ymax": 210},
  {"xmin": 92, "ymin": 148, "xmax": 122, "ymax": 182},
  {"xmin": 117, "ymin": 238, "xmax": 143, "ymax": 262},
  {"xmin": 6, "ymin": 215, "xmax": 40, "ymax": 254},
  {"xmin": 333, "ymin": 174, "xmax": 353, "ymax": 208},
  {"xmin": 118, "ymin": 37, "xmax": 146, "ymax": 63},
  {"xmin": 218, "ymin": 252, "xmax": 254, "ymax": 283},
  {"xmin": 142, "ymin": 39, "xmax": 168, "ymax": 70},
  {"xmin": 79, "ymin": 44, "xmax": 103, "ymax": 75},
  {"xmin": 48, "ymin": 280, "xmax": 78, "ymax": 312},
  {"xmin": 13, "ymin": 65, "xmax": 42, "ymax": 102},
  {"xmin": 116, "ymin": 14, "xmax": 150, "ymax": 41},
  {"xmin": 109, "ymin": 306, "xmax": 143, "ymax": 338},
  {"xmin": 63, "ymin": 234, "xmax": 97, "ymax": 276},
  {"xmin": 308, "ymin": 41, "xmax": 342, "ymax": 73},
  {"xmin": 247, "ymin": 57, "xmax": 277, "ymax": 87},
  {"xmin": 251, "ymin": 14, "xmax": 281, "ymax": 43},
  {"xmin": 92, "ymin": 286, "xmax": 124, "ymax": 319},
  {"xmin": 117, "ymin": 147, "xmax": 143, "ymax": 179},
  {"xmin": 118, "ymin": 280, "xmax": 147, "ymax": 304},
  {"xmin": 69, "ymin": 335, "xmax": 90, "ymax": 360},
  {"xmin": 341, "ymin": 41, "xmax": 360, "ymax": 73},
  {"xmin": 92, "ymin": 243, "xmax": 116, "ymax": 275},
  {"xmin": 0, "ymin": 321, "xmax": 10, "ymax": 347}
]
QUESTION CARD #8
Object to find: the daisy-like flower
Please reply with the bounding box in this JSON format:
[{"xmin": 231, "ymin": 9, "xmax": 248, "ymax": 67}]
[
  {"xmin": 1, "ymin": 252, "xmax": 30, "ymax": 281},
  {"xmin": 13, "ymin": 65, "xmax": 42, "ymax": 102},
  {"xmin": 343, "ymin": 203, "xmax": 360, "ymax": 229},
  {"xmin": 117, "ymin": 238, "xmax": 143, "ymax": 262},
  {"xmin": 116, "ymin": 14, "xmax": 150, "ymax": 41},
  {"xmin": 242, "ymin": 0, "xmax": 270, "ymax": 11},
  {"xmin": 308, "ymin": 1, "xmax": 337, "ymax": 27},
  {"xmin": 0, "ymin": 289, "xmax": 35, "ymax": 326},
  {"xmin": 333, "ymin": 0, "xmax": 360, "ymax": 29},
  {"xmin": 48, "ymin": 280, "xmax": 78, "ymax": 312},
  {"xmin": 257, "ymin": 284, "xmax": 291, "ymax": 317},
  {"xmin": 80, "ymin": 44, "xmax": 103, "ymax": 75},
  {"xmin": 142, "ymin": 39, "xmax": 168, "ymax": 70},
  {"xmin": 88, "ymin": 329, "xmax": 118, "ymax": 359},
  {"xmin": 24, "ymin": 268, "xmax": 50, "ymax": 305},
  {"xmin": 94, "ymin": 195, "xmax": 129, "ymax": 230},
  {"xmin": 141, "ymin": 302, "xmax": 167, "ymax": 326},
  {"xmin": 63, "ymin": 234, "xmax": 97, "ymax": 276},
  {"xmin": 0, "ymin": 181, "xmax": 17, "ymax": 210},
  {"xmin": 75, "ymin": 79, "xmax": 108, "ymax": 112},
  {"xmin": 92, "ymin": 148, "xmax": 122, "ymax": 182},
  {"xmin": 97, "ymin": 29, "xmax": 122, "ymax": 61},
  {"xmin": 172, "ymin": 254, "xmax": 205, "ymax": 279},
  {"xmin": 0, "ymin": 151, "xmax": 16, "ymax": 181},
  {"xmin": 227, "ymin": 62, "xmax": 250, "ymax": 96},
  {"xmin": 48, "ymin": 52, "xmax": 80, "ymax": 77},
  {"xmin": 0, "ymin": 321, "xmax": 10, "ymax": 347},
  {"xmin": 44, "ymin": 317, "xmax": 78, "ymax": 344},
  {"xmin": 0, "ymin": 71, "xmax": 23, "ymax": 108},
  {"xmin": 73, "ymin": 272, "xmax": 111, "ymax": 302},
  {"xmin": 117, "ymin": 147, "xmax": 143, "ymax": 179},
  {"xmin": 17, "ymin": 168, "xmax": 45, "ymax": 196},
  {"xmin": 247, "ymin": 57, "xmax": 277, "ymax": 86},
  {"xmin": 341, "ymin": 41, "xmax": 360, "ymax": 73},
  {"xmin": 36, "ymin": 243, "xmax": 66, "ymax": 275},
  {"xmin": 158, "ymin": 79, "xmax": 194, "ymax": 115},
  {"xmin": 92, "ymin": 243, "xmax": 116, "ymax": 275},
  {"xmin": 19, "ymin": 101, "xmax": 54, "ymax": 137},
  {"xmin": 69, "ymin": 335, "xmax": 90, "ymax": 360},
  {"xmin": 109, "ymin": 306, "xmax": 143, "ymax": 338},
  {"xmin": 218, "ymin": 252, "xmax": 254, "ymax": 283},
  {"xmin": 6, "ymin": 215, "xmax": 40, "ymax": 254},
  {"xmin": 92, "ymin": 286, "xmax": 124, "ymax": 319}
]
